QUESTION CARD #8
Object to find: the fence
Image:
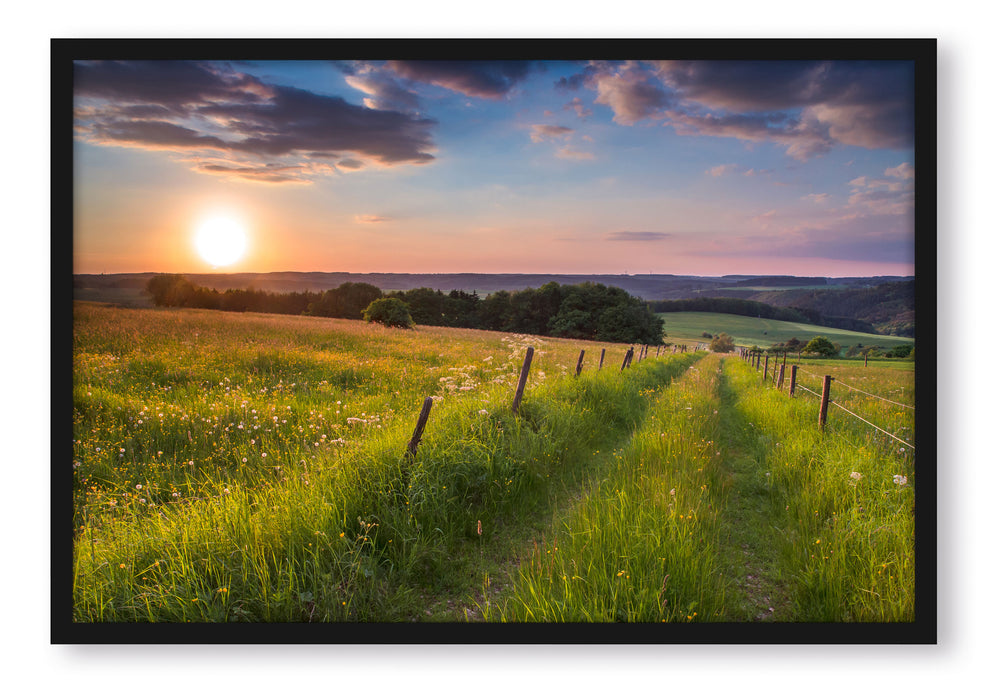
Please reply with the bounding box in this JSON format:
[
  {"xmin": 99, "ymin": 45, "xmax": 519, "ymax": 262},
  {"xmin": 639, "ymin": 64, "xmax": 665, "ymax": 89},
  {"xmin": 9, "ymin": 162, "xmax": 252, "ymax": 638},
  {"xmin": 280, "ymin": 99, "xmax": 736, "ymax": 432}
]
[
  {"xmin": 744, "ymin": 353, "xmax": 915, "ymax": 451},
  {"xmin": 405, "ymin": 342, "xmax": 695, "ymax": 458}
]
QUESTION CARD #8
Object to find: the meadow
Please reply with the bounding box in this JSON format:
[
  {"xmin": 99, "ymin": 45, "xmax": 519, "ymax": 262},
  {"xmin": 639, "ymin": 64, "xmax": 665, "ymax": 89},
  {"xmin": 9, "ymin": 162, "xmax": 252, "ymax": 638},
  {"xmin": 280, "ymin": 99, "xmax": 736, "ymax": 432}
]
[
  {"xmin": 71, "ymin": 302, "xmax": 915, "ymax": 624},
  {"xmin": 661, "ymin": 311, "xmax": 915, "ymax": 351}
]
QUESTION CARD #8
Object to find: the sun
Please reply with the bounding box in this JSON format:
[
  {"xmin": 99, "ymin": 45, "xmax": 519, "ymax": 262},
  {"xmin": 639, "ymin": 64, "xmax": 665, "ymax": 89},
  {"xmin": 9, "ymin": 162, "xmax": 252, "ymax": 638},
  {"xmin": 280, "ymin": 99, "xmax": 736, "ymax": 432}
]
[{"xmin": 194, "ymin": 215, "xmax": 248, "ymax": 267}]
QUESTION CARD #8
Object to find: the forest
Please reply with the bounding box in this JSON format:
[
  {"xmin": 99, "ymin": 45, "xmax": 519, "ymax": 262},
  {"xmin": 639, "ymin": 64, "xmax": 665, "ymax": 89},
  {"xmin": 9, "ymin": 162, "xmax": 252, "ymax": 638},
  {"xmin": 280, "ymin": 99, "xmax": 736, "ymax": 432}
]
[{"xmin": 144, "ymin": 274, "xmax": 665, "ymax": 345}]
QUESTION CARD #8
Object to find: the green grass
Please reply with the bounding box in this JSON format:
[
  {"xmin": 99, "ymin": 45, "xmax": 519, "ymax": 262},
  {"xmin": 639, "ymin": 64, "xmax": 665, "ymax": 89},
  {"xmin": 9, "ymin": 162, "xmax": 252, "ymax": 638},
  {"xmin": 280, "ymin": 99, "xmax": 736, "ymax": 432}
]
[
  {"xmin": 491, "ymin": 353, "xmax": 725, "ymax": 622},
  {"xmin": 661, "ymin": 311, "xmax": 914, "ymax": 350},
  {"xmin": 72, "ymin": 302, "xmax": 694, "ymax": 622},
  {"xmin": 72, "ymin": 302, "xmax": 914, "ymax": 624},
  {"xmin": 720, "ymin": 357, "xmax": 915, "ymax": 621}
]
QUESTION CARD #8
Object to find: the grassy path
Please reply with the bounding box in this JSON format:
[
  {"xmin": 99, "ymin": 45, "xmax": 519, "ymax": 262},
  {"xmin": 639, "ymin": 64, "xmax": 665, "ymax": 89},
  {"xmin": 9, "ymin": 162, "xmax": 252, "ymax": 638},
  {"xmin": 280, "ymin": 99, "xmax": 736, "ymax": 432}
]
[{"xmin": 713, "ymin": 361, "xmax": 794, "ymax": 621}]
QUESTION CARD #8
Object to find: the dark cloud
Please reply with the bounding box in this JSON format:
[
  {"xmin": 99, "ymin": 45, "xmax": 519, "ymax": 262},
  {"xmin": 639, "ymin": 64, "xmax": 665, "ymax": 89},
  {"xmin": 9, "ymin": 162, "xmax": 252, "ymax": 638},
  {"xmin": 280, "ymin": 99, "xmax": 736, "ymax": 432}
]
[
  {"xmin": 606, "ymin": 231, "xmax": 672, "ymax": 242},
  {"xmin": 666, "ymin": 109, "xmax": 833, "ymax": 161},
  {"xmin": 74, "ymin": 60, "xmax": 273, "ymax": 114},
  {"xmin": 194, "ymin": 162, "xmax": 309, "ymax": 184},
  {"xmin": 198, "ymin": 84, "xmax": 436, "ymax": 163},
  {"xmin": 653, "ymin": 60, "xmax": 914, "ymax": 154},
  {"xmin": 344, "ymin": 65, "xmax": 422, "ymax": 112},
  {"xmin": 73, "ymin": 60, "xmax": 437, "ymax": 184},
  {"xmin": 383, "ymin": 61, "xmax": 535, "ymax": 99}
]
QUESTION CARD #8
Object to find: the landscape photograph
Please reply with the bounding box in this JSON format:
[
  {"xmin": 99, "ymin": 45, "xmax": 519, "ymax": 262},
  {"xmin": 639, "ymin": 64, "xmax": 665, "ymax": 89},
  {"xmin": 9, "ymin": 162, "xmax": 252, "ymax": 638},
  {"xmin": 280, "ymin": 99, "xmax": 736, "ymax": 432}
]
[{"xmin": 56, "ymin": 39, "xmax": 934, "ymax": 643}]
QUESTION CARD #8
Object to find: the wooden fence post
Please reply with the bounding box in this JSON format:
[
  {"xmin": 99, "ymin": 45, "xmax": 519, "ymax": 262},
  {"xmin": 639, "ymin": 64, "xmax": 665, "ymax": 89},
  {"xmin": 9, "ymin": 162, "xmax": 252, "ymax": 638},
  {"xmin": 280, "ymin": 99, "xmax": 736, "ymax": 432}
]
[
  {"xmin": 864, "ymin": 354, "xmax": 868, "ymax": 368},
  {"xmin": 406, "ymin": 396, "xmax": 433, "ymax": 457},
  {"xmin": 789, "ymin": 365, "xmax": 797, "ymax": 397},
  {"xmin": 512, "ymin": 346, "xmax": 535, "ymax": 414},
  {"xmin": 599, "ymin": 348, "xmax": 606, "ymax": 370},
  {"xmin": 772, "ymin": 355, "xmax": 778, "ymax": 379},
  {"xmin": 575, "ymin": 349, "xmax": 585, "ymax": 377},
  {"xmin": 763, "ymin": 356, "xmax": 769, "ymax": 381},
  {"xmin": 818, "ymin": 375, "xmax": 832, "ymax": 429},
  {"xmin": 655, "ymin": 345, "xmax": 660, "ymax": 358},
  {"xmin": 621, "ymin": 347, "xmax": 634, "ymax": 370},
  {"xmin": 777, "ymin": 363, "xmax": 785, "ymax": 390}
]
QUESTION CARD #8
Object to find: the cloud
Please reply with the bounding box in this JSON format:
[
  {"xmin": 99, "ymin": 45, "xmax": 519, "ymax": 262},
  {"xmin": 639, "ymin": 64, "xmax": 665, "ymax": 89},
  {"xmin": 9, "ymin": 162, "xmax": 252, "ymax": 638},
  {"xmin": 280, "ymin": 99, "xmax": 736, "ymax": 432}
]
[
  {"xmin": 530, "ymin": 124, "xmax": 574, "ymax": 143},
  {"xmin": 653, "ymin": 60, "xmax": 914, "ymax": 156},
  {"xmin": 555, "ymin": 146, "xmax": 594, "ymax": 161},
  {"xmin": 344, "ymin": 65, "xmax": 421, "ymax": 112},
  {"xmin": 354, "ymin": 214, "xmax": 393, "ymax": 224},
  {"xmin": 383, "ymin": 60, "xmax": 535, "ymax": 99},
  {"xmin": 586, "ymin": 61, "xmax": 673, "ymax": 125},
  {"xmin": 606, "ymin": 231, "xmax": 672, "ymax": 242},
  {"xmin": 192, "ymin": 161, "xmax": 311, "ymax": 184},
  {"xmin": 564, "ymin": 97, "xmax": 592, "ymax": 119},
  {"xmin": 885, "ymin": 162, "xmax": 916, "ymax": 180},
  {"xmin": 666, "ymin": 109, "xmax": 833, "ymax": 161},
  {"xmin": 846, "ymin": 166, "xmax": 914, "ymax": 216},
  {"xmin": 802, "ymin": 193, "xmax": 831, "ymax": 204},
  {"xmin": 706, "ymin": 164, "xmax": 739, "ymax": 177},
  {"xmin": 73, "ymin": 60, "xmax": 437, "ymax": 184}
]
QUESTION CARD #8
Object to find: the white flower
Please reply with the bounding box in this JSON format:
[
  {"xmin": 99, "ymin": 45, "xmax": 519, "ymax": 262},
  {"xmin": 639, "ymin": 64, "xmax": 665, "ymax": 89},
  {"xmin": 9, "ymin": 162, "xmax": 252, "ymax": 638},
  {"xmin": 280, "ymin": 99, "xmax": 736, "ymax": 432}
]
[
  {"xmin": 478, "ymin": 409, "xmax": 489, "ymax": 415},
  {"xmin": 893, "ymin": 474, "xmax": 908, "ymax": 486},
  {"xmin": 135, "ymin": 483, "xmax": 142, "ymax": 490},
  {"xmin": 850, "ymin": 472, "xmax": 862, "ymax": 481},
  {"xmin": 669, "ymin": 489, "xmax": 675, "ymax": 496}
]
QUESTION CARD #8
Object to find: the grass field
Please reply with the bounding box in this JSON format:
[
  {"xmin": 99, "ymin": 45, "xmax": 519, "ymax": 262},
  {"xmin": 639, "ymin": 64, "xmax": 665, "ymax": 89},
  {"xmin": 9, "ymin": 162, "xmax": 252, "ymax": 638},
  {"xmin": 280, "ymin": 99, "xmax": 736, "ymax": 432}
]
[
  {"xmin": 70, "ymin": 302, "xmax": 915, "ymax": 624},
  {"xmin": 661, "ymin": 311, "xmax": 915, "ymax": 350}
]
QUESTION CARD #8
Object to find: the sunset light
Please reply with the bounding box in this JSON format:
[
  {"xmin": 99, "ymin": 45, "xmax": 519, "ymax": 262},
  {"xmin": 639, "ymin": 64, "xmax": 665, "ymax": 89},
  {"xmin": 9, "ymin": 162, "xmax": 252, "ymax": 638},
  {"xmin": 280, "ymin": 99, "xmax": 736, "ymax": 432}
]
[
  {"xmin": 70, "ymin": 54, "xmax": 918, "ymax": 277},
  {"xmin": 193, "ymin": 216, "xmax": 248, "ymax": 267}
]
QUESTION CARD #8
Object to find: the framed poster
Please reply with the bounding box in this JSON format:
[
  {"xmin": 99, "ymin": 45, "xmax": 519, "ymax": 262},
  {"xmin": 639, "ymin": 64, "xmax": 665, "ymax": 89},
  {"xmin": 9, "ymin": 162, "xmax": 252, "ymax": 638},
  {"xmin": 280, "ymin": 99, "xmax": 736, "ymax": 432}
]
[{"xmin": 53, "ymin": 38, "xmax": 935, "ymax": 644}]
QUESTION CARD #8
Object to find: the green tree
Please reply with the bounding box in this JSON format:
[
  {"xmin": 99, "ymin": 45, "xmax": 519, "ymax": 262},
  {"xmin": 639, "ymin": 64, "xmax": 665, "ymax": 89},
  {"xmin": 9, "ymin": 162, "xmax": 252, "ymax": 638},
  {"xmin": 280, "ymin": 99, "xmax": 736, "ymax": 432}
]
[
  {"xmin": 802, "ymin": 335, "xmax": 838, "ymax": 357},
  {"xmin": 362, "ymin": 298, "xmax": 414, "ymax": 328}
]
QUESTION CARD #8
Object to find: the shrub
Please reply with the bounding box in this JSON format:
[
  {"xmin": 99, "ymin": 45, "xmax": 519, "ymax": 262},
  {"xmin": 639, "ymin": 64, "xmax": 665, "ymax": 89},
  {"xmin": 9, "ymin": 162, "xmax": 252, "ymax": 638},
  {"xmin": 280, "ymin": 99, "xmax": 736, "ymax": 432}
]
[
  {"xmin": 362, "ymin": 298, "xmax": 414, "ymax": 328},
  {"xmin": 709, "ymin": 332, "xmax": 735, "ymax": 353}
]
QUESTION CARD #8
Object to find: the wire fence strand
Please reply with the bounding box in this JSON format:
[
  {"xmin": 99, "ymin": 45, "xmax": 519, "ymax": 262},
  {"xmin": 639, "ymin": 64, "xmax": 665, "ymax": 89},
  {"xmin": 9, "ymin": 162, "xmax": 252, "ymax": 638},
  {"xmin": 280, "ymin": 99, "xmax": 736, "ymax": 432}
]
[
  {"xmin": 830, "ymin": 378, "xmax": 915, "ymax": 410},
  {"xmin": 796, "ymin": 383, "xmax": 822, "ymax": 399},
  {"xmin": 828, "ymin": 399, "xmax": 916, "ymax": 450}
]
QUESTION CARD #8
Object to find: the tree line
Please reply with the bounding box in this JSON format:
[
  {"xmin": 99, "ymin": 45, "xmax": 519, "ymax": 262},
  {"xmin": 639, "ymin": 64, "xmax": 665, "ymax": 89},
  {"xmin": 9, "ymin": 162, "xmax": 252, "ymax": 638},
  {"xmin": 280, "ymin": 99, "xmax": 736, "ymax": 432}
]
[{"xmin": 145, "ymin": 275, "xmax": 665, "ymax": 345}]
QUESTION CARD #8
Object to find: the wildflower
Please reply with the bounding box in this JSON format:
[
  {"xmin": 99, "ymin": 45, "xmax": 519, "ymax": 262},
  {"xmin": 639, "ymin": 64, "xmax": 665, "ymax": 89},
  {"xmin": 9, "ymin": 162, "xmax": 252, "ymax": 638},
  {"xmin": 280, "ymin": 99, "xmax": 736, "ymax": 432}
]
[
  {"xmin": 669, "ymin": 488, "xmax": 675, "ymax": 496},
  {"xmin": 893, "ymin": 474, "xmax": 908, "ymax": 487},
  {"xmin": 478, "ymin": 409, "xmax": 489, "ymax": 416},
  {"xmin": 477, "ymin": 520, "xmax": 482, "ymax": 536},
  {"xmin": 850, "ymin": 472, "xmax": 862, "ymax": 481},
  {"xmin": 135, "ymin": 484, "xmax": 142, "ymax": 490},
  {"xmin": 242, "ymin": 457, "xmax": 248, "ymax": 463}
]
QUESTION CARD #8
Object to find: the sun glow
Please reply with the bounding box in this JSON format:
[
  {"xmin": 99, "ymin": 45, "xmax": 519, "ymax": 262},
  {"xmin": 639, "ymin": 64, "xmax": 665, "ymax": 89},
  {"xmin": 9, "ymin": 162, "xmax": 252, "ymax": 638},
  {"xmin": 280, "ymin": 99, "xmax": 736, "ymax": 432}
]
[{"xmin": 194, "ymin": 215, "xmax": 248, "ymax": 267}]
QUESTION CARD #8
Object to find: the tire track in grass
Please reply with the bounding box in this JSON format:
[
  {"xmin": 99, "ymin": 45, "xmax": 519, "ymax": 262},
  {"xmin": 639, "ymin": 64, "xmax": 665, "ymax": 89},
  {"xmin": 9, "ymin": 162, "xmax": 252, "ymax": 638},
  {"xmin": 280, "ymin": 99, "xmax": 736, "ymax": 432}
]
[
  {"xmin": 490, "ymin": 354, "xmax": 726, "ymax": 622},
  {"xmin": 714, "ymin": 359, "xmax": 794, "ymax": 621}
]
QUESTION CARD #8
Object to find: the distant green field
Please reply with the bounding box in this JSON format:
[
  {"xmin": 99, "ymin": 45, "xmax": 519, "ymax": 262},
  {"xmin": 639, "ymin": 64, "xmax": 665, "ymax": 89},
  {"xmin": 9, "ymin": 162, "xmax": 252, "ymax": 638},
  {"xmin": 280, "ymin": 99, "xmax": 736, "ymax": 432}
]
[{"xmin": 661, "ymin": 311, "xmax": 914, "ymax": 351}]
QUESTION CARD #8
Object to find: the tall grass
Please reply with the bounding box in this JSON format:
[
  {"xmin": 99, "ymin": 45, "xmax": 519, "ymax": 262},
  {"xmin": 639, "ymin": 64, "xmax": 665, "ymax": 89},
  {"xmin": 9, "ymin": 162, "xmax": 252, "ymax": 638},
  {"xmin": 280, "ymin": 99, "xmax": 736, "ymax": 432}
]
[
  {"xmin": 72, "ymin": 302, "xmax": 695, "ymax": 622},
  {"xmin": 491, "ymin": 353, "xmax": 724, "ymax": 622},
  {"xmin": 723, "ymin": 358, "xmax": 914, "ymax": 621}
]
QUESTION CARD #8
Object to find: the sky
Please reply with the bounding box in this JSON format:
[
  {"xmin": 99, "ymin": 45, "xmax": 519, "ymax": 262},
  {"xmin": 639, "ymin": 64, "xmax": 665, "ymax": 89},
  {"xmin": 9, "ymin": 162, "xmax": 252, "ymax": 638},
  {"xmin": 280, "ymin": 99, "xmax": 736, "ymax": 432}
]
[{"xmin": 72, "ymin": 58, "xmax": 916, "ymax": 277}]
